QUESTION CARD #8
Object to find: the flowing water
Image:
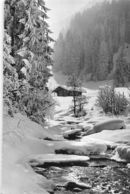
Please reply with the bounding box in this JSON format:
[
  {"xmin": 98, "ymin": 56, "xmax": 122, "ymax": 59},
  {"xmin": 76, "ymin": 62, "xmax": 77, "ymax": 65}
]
[
  {"xmin": 33, "ymin": 108, "xmax": 130, "ymax": 194},
  {"xmin": 33, "ymin": 159, "xmax": 130, "ymax": 194}
]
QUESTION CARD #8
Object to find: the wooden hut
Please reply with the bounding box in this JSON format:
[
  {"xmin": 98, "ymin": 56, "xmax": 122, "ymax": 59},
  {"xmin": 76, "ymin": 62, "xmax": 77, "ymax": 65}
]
[
  {"xmin": 52, "ymin": 86, "xmax": 82, "ymax": 97},
  {"xmin": 52, "ymin": 86, "xmax": 69, "ymax": 96}
]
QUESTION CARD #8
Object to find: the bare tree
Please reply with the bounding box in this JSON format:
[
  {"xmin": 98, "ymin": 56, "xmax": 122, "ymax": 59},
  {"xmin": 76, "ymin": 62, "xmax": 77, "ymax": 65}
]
[{"xmin": 67, "ymin": 74, "xmax": 87, "ymax": 117}]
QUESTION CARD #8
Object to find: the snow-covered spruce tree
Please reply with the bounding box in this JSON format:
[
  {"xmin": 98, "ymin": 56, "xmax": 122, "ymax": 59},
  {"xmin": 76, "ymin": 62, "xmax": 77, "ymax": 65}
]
[
  {"xmin": 4, "ymin": 0, "xmax": 54, "ymax": 123},
  {"xmin": 4, "ymin": 1, "xmax": 20, "ymax": 115},
  {"xmin": 3, "ymin": 30, "xmax": 19, "ymax": 116}
]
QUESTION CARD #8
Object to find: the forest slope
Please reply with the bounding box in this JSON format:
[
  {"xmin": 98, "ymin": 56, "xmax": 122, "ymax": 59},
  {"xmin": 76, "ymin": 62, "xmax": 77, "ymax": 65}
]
[{"xmin": 53, "ymin": 0, "xmax": 130, "ymax": 85}]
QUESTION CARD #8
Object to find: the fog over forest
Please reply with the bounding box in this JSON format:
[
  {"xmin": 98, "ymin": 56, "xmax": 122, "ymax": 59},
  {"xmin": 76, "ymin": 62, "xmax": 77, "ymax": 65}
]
[{"xmin": 53, "ymin": 0, "xmax": 130, "ymax": 86}]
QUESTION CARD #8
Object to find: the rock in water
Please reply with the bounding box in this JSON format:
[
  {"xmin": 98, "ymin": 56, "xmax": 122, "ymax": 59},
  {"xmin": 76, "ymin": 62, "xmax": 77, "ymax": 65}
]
[
  {"xmin": 63, "ymin": 128, "xmax": 82, "ymax": 140},
  {"xmin": 63, "ymin": 181, "xmax": 91, "ymax": 190},
  {"xmin": 73, "ymin": 187, "xmax": 82, "ymax": 192},
  {"xmin": 86, "ymin": 119, "xmax": 125, "ymax": 135}
]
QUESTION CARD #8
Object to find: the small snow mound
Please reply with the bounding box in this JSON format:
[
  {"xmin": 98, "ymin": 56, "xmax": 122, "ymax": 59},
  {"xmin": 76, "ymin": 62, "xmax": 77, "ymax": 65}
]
[
  {"xmin": 82, "ymin": 129, "xmax": 130, "ymax": 145},
  {"xmin": 86, "ymin": 119, "xmax": 126, "ymax": 136},
  {"xmin": 29, "ymin": 154, "xmax": 89, "ymax": 166},
  {"xmin": 55, "ymin": 140, "xmax": 107, "ymax": 156},
  {"xmin": 114, "ymin": 145, "xmax": 130, "ymax": 162}
]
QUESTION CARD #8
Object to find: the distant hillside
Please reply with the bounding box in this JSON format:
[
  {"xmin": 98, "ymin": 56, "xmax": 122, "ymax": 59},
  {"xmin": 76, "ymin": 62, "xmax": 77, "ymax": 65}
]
[{"xmin": 53, "ymin": 0, "xmax": 130, "ymax": 85}]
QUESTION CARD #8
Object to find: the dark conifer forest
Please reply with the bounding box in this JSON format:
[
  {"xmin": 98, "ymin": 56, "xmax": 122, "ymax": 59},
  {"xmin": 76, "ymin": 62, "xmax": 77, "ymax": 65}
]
[{"xmin": 53, "ymin": 0, "xmax": 130, "ymax": 85}]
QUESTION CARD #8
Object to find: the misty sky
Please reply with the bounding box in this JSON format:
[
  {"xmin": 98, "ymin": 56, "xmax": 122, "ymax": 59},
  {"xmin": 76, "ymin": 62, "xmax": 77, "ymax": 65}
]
[{"xmin": 46, "ymin": 0, "xmax": 103, "ymax": 39}]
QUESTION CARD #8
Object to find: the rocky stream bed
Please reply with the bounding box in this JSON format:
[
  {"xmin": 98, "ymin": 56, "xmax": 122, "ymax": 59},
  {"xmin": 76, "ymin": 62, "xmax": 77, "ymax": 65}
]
[
  {"xmin": 33, "ymin": 157, "xmax": 130, "ymax": 194},
  {"xmin": 30, "ymin": 118, "xmax": 130, "ymax": 194}
]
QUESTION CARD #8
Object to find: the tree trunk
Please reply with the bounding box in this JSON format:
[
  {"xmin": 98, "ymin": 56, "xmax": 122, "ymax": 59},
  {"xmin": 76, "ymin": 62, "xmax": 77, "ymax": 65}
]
[{"xmin": 73, "ymin": 86, "xmax": 76, "ymax": 116}]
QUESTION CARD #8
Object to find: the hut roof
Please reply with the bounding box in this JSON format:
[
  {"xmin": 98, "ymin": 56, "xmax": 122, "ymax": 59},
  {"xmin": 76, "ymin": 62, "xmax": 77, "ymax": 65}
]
[{"xmin": 53, "ymin": 85, "xmax": 86, "ymax": 93}]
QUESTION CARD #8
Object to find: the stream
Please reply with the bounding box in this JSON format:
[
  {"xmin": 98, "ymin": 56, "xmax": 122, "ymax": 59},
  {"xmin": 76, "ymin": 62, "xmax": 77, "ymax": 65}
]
[
  {"xmin": 32, "ymin": 110, "xmax": 130, "ymax": 193},
  {"xmin": 33, "ymin": 158, "xmax": 130, "ymax": 194}
]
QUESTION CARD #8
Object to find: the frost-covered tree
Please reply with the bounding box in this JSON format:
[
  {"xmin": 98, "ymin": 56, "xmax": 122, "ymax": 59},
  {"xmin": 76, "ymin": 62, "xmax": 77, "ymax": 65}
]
[
  {"xmin": 4, "ymin": 0, "xmax": 54, "ymax": 123},
  {"xmin": 67, "ymin": 74, "xmax": 86, "ymax": 117},
  {"xmin": 3, "ymin": 31, "xmax": 19, "ymax": 115}
]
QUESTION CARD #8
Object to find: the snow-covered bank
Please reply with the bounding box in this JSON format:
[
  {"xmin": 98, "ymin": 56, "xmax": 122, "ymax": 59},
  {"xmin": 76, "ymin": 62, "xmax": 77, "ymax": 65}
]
[
  {"xmin": 2, "ymin": 113, "xmax": 55, "ymax": 194},
  {"xmin": 82, "ymin": 129, "xmax": 130, "ymax": 145}
]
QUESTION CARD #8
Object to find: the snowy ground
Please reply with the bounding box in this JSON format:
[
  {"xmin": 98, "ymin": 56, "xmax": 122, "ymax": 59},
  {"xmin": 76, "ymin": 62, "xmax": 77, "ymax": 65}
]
[{"xmin": 2, "ymin": 79, "xmax": 130, "ymax": 194}]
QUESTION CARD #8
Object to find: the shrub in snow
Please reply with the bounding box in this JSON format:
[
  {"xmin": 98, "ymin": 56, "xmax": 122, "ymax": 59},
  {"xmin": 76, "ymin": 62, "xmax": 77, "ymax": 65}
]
[
  {"xmin": 20, "ymin": 88, "xmax": 55, "ymax": 125},
  {"xmin": 97, "ymin": 86, "xmax": 128, "ymax": 115}
]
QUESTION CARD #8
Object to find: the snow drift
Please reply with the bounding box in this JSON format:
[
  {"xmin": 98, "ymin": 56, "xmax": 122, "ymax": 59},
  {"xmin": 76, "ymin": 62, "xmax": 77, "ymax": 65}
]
[
  {"xmin": 54, "ymin": 140, "xmax": 107, "ymax": 156},
  {"xmin": 2, "ymin": 113, "xmax": 55, "ymax": 194},
  {"xmin": 113, "ymin": 145, "xmax": 130, "ymax": 162},
  {"xmin": 86, "ymin": 119, "xmax": 126, "ymax": 136}
]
